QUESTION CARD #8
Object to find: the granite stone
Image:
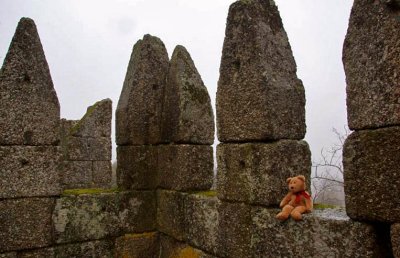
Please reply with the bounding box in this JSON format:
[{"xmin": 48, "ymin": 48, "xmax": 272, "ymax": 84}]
[
  {"xmin": 217, "ymin": 140, "xmax": 311, "ymax": 206},
  {"xmin": 159, "ymin": 234, "xmax": 217, "ymax": 258},
  {"xmin": 0, "ymin": 146, "xmax": 61, "ymax": 198},
  {"xmin": 116, "ymin": 34, "xmax": 169, "ymax": 145},
  {"xmin": 216, "ymin": 0, "xmax": 306, "ymax": 142},
  {"xmin": 60, "ymin": 161, "xmax": 92, "ymax": 189},
  {"xmin": 115, "ymin": 232, "xmax": 159, "ymax": 258},
  {"xmin": 92, "ymin": 161, "xmax": 112, "ymax": 188},
  {"xmin": 343, "ymin": 0, "xmax": 400, "ymax": 130},
  {"xmin": 392, "ymin": 223, "xmax": 400, "ymax": 258},
  {"xmin": 343, "ymin": 127, "xmax": 400, "ymax": 222},
  {"xmin": 161, "ymin": 45, "xmax": 214, "ymax": 145}
]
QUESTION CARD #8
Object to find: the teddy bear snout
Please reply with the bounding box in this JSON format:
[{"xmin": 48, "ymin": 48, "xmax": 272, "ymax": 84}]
[{"xmin": 290, "ymin": 186, "xmax": 294, "ymax": 190}]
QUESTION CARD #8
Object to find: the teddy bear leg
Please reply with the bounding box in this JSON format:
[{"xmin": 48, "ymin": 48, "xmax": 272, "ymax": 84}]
[
  {"xmin": 291, "ymin": 206, "xmax": 307, "ymax": 221},
  {"xmin": 276, "ymin": 205, "xmax": 294, "ymax": 221}
]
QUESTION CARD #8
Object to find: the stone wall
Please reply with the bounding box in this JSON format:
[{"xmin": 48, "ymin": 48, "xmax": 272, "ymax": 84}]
[{"xmin": 1, "ymin": 0, "xmax": 399, "ymax": 257}]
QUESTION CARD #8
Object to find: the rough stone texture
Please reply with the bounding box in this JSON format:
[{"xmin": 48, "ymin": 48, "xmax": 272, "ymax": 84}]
[
  {"xmin": 92, "ymin": 161, "xmax": 112, "ymax": 188},
  {"xmin": 115, "ymin": 232, "xmax": 159, "ymax": 258},
  {"xmin": 117, "ymin": 145, "xmax": 158, "ymax": 190},
  {"xmin": 0, "ymin": 198, "xmax": 55, "ymax": 252},
  {"xmin": 252, "ymin": 207, "xmax": 387, "ymax": 258},
  {"xmin": 0, "ymin": 146, "xmax": 61, "ymax": 198},
  {"xmin": 216, "ymin": 0, "xmax": 306, "ymax": 142},
  {"xmin": 0, "ymin": 253, "xmax": 16, "ymax": 258},
  {"xmin": 217, "ymin": 140, "xmax": 311, "ymax": 206},
  {"xmin": 343, "ymin": 0, "xmax": 400, "ymax": 130},
  {"xmin": 69, "ymin": 99, "xmax": 112, "ymax": 138},
  {"xmin": 217, "ymin": 202, "xmax": 252, "ymax": 258},
  {"xmin": 53, "ymin": 191, "xmax": 156, "ymax": 244},
  {"xmin": 158, "ymin": 145, "xmax": 213, "ymax": 191},
  {"xmin": 54, "ymin": 240, "xmax": 115, "ymax": 258},
  {"xmin": 343, "ymin": 127, "xmax": 400, "ymax": 222},
  {"xmin": 392, "ymin": 223, "xmax": 400, "ymax": 258},
  {"xmin": 63, "ymin": 136, "xmax": 111, "ymax": 161},
  {"xmin": 60, "ymin": 161, "xmax": 92, "ymax": 189},
  {"xmin": 116, "ymin": 34, "xmax": 169, "ymax": 145},
  {"xmin": 0, "ymin": 18, "xmax": 60, "ymax": 145},
  {"xmin": 161, "ymin": 45, "xmax": 214, "ymax": 145},
  {"xmin": 159, "ymin": 234, "xmax": 217, "ymax": 258},
  {"xmin": 17, "ymin": 248, "xmax": 55, "ymax": 258},
  {"xmin": 185, "ymin": 193, "xmax": 220, "ymax": 255},
  {"xmin": 157, "ymin": 190, "xmax": 187, "ymax": 241}
]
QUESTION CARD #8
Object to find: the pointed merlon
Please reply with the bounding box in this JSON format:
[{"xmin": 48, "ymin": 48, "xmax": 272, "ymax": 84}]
[
  {"xmin": 162, "ymin": 45, "xmax": 215, "ymax": 144},
  {"xmin": 116, "ymin": 34, "xmax": 169, "ymax": 145},
  {"xmin": 0, "ymin": 17, "xmax": 60, "ymax": 145},
  {"xmin": 216, "ymin": 0, "xmax": 306, "ymax": 142}
]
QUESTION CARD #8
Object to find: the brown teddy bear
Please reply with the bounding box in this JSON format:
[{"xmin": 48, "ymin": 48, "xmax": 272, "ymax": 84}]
[{"xmin": 276, "ymin": 175, "xmax": 313, "ymax": 221}]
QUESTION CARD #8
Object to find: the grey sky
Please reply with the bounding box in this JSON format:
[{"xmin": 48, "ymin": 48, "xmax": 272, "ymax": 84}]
[{"xmin": 0, "ymin": 0, "xmax": 353, "ymax": 162}]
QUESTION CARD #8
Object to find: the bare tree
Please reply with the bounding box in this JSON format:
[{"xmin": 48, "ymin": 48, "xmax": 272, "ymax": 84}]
[{"xmin": 311, "ymin": 126, "xmax": 350, "ymax": 206}]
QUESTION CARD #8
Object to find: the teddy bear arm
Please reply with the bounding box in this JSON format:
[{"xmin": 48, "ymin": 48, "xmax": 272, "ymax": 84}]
[
  {"xmin": 305, "ymin": 192, "xmax": 313, "ymax": 212},
  {"xmin": 280, "ymin": 193, "xmax": 293, "ymax": 208}
]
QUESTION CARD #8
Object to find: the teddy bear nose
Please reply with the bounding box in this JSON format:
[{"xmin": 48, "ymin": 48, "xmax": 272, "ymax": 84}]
[{"xmin": 290, "ymin": 186, "xmax": 294, "ymax": 190}]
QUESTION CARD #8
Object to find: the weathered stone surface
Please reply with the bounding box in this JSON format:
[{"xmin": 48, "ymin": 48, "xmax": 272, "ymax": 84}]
[
  {"xmin": 0, "ymin": 146, "xmax": 61, "ymax": 198},
  {"xmin": 392, "ymin": 224, "xmax": 400, "ymax": 258},
  {"xmin": 54, "ymin": 240, "xmax": 115, "ymax": 258},
  {"xmin": 0, "ymin": 198, "xmax": 55, "ymax": 252},
  {"xmin": 216, "ymin": 0, "xmax": 305, "ymax": 142},
  {"xmin": 117, "ymin": 145, "xmax": 158, "ymax": 190},
  {"xmin": 0, "ymin": 18, "xmax": 60, "ymax": 145},
  {"xmin": 53, "ymin": 191, "xmax": 156, "ymax": 243},
  {"xmin": 18, "ymin": 248, "xmax": 54, "ymax": 258},
  {"xmin": 70, "ymin": 99, "xmax": 112, "ymax": 138},
  {"xmin": 343, "ymin": 0, "xmax": 400, "ymax": 130},
  {"xmin": 343, "ymin": 127, "xmax": 400, "ymax": 222},
  {"xmin": 185, "ymin": 193, "xmax": 220, "ymax": 255},
  {"xmin": 159, "ymin": 234, "xmax": 217, "ymax": 258},
  {"xmin": 158, "ymin": 145, "xmax": 213, "ymax": 191},
  {"xmin": 157, "ymin": 190, "xmax": 187, "ymax": 241},
  {"xmin": 0, "ymin": 253, "xmax": 16, "ymax": 258},
  {"xmin": 217, "ymin": 202, "xmax": 252, "ymax": 258},
  {"xmin": 217, "ymin": 140, "xmax": 311, "ymax": 206},
  {"xmin": 92, "ymin": 161, "xmax": 112, "ymax": 188},
  {"xmin": 161, "ymin": 45, "xmax": 214, "ymax": 145},
  {"xmin": 60, "ymin": 119, "xmax": 78, "ymax": 139},
  {"xmin": 252, "ymin": 207, "xmax": 386, "ymax": 258},
  {"xmin": 115, "ymin": 232, "xmax": 159, "ymax": 258},
  {"xmin": 63, "ymin": 136, "xmax": 111, "ymax": 161},
  {"xmin": 116, "ymin": 34, "xmax": 169, "ymax": 145},
  {"xmin": 60, "ymin": 161, "xmax": 92, "ymax": 189}
]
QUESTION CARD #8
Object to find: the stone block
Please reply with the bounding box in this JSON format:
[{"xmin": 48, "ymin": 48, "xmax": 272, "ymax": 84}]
[
  {"xmin": 161, "ymin": 45, "xmax": 214, "ymax": 145},
  {"xmin": 54, "ymin": 240, "xmax": 115, "ymax": 258},
  {"xmin": 70, "ymin": 99, "xmax": 112, "ymax": 138},
  {"xmin": 158, "ymin": 145, "xmax": 213, "ymax": 191},
  {"xmin": 0, "ymin": 18, "xmax": 60, "ymax": 146},
  {"xmin": 117, "ymin": 145, "xmax": 158, "ymax": 190},
  {"xmin": 392, "ymin": 224, "xmax": 400, "ymax": 258},
  {"xmin": 159, "ymin": 234, "xmax": 217, "ymax": 258},
  {"xmin": 64, "ymin": 136, "xmax": 111, "ymax": 161},
  {"xmin": 17, "ymin": 248, "xmax": 54, "ymax": 258},
  {"xmin": 185, "ymin": 193, "xmax": 220, "ymax": 255},
  {"xmin": 92, "ymin": 161, "xmax": 112, "ymax": 188},
  {"xmin": 343, "ymin": 0, "xmax": 400, "ymax": 130},
  {"xmin": 343, "ymin": 127, "xmax": 400, "ymax": 222},
  {"xmin": 157, "ymin": 190, "xmax": 187, "ymax": 241},
  {"xmin": 0, "ymin": 198, "xmax": 55, "ymax": 252},
  {"xmin": 53, "ymin": 191, "xmax": 156, "ymax": 243},
  {"xmin": 216, "ymin": 0, "xmax": 305, "ymax": 142},
  {"xmin": 251, "ymin": 207, "xmax": 386, "ymax": 258},
  {"xmin": 217, "ymin": 140, "xmax": 311, "ymax": 206},
  {"xmin": 0, "ymin": 253, "xmax": 16, "ymax": 258},
  {"xmin": 0, "ymin": 146, "xmax": 61, "ymax": 198},
  {"xmin": 217, "ymin": 202, "xmax": 252, "ymax": 258},
  {"xmin": 116, "ymin": 34, "xmax": 169, "ymax": 145},
  {"xmin": 115, "ymin": 232, "xmax": 159, "ymax": 258},
  {"xmin": 60, "ymin": 161, "xmax": 92, "ymax": 189}
]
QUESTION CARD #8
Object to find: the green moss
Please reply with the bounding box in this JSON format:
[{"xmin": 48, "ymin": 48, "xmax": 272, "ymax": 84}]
[
  {"xmin": 69, "ymin": 101, "xmax": 99, "ymax": 135},
  {"xmin": 192, "ymin": 190, "xmax": 217, "ymax": 197},
  {"xmin": 314, "ymin": 203, "xmax": 339, "ymax": 209},
  {"xmin": 62, "ymin": 187, "xmax": 120, "ymax": 196}
]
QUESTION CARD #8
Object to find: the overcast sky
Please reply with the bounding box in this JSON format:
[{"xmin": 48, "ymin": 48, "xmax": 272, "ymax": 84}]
[{"xmin": 0, "ymin": 0, "xmax": 353, "ymax": 162}]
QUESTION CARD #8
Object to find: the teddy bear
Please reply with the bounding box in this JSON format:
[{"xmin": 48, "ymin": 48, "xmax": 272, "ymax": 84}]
[{"xmin": 276, "ymin": 175, "xmax": 313, "ymax": 221}]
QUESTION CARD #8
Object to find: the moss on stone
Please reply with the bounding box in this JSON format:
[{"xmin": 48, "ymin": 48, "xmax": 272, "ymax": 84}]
[
  {"xmin": 62, "ymin": 187, "xmax": 120, "ymax": 196},
  {"xmin": 69, "ymin": 101, "xmax": 100, "ymax": 135},
  {"xmin": 192, "ymin": 190, "xmax": 217, "ymax": 197},
  {"xmin": 123, "ymin": 231, "xmax": 157, "ymax": 239},
  {"xmin": 314, "ymin": 203, "xmax": 339, "ymax": 209}
]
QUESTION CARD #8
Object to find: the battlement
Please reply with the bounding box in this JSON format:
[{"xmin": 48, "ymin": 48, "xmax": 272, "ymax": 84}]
[{"xmin": 1, "ymin": 0, "xmax": 399, "ymax": 257}]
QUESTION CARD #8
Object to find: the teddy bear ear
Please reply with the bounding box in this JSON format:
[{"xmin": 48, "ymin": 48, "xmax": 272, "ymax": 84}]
[
  {"xmin": 286, "ymin": 177, "xmax": 292, "ymax": 184},
  {"xmin": 297, "ymin": 175, "xmax": 306, "ymax": 182}
]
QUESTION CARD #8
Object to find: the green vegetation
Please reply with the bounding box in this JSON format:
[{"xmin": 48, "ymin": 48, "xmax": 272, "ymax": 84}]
[
  {"xmin": 62, "ymin": 187, "xmax": 120, "ymax": 196},
  {"xmin": 69, "ymin": 101, "xmax": 99, "ymax": 135},
  {"xmin": 192, "ymin": 190, "xmax": 217, "ymax": 197},
  {"xmin": 313, "ymin": 203, "xmax": 340, "ymax": 209}
]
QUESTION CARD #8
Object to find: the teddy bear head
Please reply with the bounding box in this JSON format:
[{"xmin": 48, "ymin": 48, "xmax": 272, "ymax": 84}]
[{"xmin": 286, "ymin": 175, "xmax": 306, "ymax": 193}]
